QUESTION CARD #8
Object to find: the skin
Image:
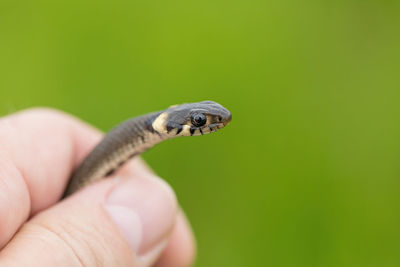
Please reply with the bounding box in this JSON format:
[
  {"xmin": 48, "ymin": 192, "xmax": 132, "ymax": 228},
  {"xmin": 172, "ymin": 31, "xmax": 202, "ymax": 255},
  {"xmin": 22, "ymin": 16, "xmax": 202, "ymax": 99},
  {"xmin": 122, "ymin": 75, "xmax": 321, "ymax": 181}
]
[{"xmin": 0, "ymin": 108, "xmax": 195, "ymax": 267}]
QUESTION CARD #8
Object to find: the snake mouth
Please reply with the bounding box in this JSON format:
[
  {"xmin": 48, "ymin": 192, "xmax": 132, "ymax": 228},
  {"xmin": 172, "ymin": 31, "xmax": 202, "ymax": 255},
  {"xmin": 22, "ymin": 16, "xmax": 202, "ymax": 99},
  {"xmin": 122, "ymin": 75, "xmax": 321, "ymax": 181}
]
[
  {"xmin": 220, "ymin": 112, "xmax": 232, "ymax": 127},
  {"xmin": 222, "ymin": 116, "xmax": 232, "ymax": 127},
  {"xmin": 198, "ymin": 122, "xmax": 226, "ymax": 135},
  {"xmin": 209, "ymin": 122, "xmax": 225, "ymax": 130},
  {"xmin": 226, "ymin": 113, "xmax": 232, "ymax": 124}
]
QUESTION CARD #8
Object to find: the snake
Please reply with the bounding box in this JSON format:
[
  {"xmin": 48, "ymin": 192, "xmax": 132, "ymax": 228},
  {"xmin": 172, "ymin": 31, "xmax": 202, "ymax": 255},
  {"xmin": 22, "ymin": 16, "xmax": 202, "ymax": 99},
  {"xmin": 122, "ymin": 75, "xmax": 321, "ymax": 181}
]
[{"xmin": 63, "ymin": 100, "xmax": 232, "ymax": 197}]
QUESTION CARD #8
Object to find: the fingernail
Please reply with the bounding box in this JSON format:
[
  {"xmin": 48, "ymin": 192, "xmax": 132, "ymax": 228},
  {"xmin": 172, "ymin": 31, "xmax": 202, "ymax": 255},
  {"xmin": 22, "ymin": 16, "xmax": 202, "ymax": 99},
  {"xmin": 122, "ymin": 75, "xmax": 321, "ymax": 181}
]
[{"xmin": 104, "ymin": 173, "xmax": 177, "ymax": 255}]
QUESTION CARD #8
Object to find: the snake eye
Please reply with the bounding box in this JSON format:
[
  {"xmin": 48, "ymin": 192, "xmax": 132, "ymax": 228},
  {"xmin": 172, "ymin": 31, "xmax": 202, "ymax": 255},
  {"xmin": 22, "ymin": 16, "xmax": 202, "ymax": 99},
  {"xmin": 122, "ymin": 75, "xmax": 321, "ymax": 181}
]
[{"xmin": 191, "ymin": 113, "xmax": 207, "ymax": 127}]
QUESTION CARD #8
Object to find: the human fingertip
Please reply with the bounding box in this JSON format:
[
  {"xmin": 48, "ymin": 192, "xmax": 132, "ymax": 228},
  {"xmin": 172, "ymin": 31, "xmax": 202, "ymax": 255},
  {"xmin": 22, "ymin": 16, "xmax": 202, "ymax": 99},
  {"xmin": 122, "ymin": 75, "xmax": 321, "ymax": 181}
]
[
  {"xmin": 154, "ymin": 210, "xmax": 197, "ymax": 267},
  {"xmin": 104, "ymin": 173, "xmax": 178, "ymax": 257}
]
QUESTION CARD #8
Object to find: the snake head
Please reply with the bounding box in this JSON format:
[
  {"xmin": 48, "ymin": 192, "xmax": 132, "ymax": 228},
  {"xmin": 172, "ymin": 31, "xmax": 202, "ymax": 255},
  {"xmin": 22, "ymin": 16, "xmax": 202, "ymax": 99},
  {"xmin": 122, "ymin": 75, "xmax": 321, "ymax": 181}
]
[{"xmin": 152, "ymin": 100, "xmax": 232, "ymax": 136}]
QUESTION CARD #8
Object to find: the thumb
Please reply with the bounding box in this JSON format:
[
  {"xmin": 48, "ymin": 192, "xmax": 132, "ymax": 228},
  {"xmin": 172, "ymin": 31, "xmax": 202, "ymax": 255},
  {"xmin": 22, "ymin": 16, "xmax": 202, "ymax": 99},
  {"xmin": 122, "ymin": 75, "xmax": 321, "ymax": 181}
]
[{"xmin": 0, "ymin": 169, "xmax": 178, "ymax": 267}]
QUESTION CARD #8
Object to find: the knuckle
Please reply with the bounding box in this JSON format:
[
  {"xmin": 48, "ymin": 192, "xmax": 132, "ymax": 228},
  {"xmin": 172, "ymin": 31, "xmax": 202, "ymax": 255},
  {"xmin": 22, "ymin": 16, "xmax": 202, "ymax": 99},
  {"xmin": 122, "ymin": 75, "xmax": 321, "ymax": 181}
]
[
  {"xmin": 30, "ymin": 217, "xmax": 108, "ymax": 267},
  {"xmin": 29, "ymin": 204, "xmax": 133, "ymax": 267},
  {"xmin": 19, "ymin": 107, "xmax": 67, "ymax": 118},
  {"xmin": 21, "ymin": 221, "xmax": 85, "ymax": 267}
]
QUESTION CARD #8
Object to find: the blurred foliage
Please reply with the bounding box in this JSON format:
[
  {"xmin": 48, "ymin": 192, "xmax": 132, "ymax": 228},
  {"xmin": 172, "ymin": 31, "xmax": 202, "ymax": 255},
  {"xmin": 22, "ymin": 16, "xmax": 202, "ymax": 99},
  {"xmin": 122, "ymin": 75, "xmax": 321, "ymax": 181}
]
[{"xmin": 1, "ymin": 1, "xmax": 400, "ymax": 266}]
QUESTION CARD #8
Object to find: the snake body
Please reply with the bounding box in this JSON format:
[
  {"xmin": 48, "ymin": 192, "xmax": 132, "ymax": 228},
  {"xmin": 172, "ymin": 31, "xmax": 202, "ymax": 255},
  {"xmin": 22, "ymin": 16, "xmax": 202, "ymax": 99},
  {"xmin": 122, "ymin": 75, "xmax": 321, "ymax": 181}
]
[{"xmin": 63, "ymin": 101, "xmax": 231, "ymax": 197}]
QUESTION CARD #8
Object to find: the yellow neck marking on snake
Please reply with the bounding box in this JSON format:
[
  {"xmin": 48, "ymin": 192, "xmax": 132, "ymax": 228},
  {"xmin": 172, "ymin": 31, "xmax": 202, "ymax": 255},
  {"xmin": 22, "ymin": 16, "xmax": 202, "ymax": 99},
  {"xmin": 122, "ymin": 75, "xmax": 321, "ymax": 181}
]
[
  {"xmin": 152, "ymin": 111, "xmax": 192, "ymax": 136},
  {"xmin": 152, "ymin": 112, "xmax": 169, "ymax": 133}
]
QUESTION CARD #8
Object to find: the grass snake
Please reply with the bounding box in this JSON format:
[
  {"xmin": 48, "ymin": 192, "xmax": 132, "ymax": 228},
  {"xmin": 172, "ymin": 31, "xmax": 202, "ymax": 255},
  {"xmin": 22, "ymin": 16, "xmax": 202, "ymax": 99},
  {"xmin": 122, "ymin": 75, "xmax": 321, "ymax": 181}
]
[{"xmin": 63, "ymin": 101, "xmax": 231, "ymax": 197}]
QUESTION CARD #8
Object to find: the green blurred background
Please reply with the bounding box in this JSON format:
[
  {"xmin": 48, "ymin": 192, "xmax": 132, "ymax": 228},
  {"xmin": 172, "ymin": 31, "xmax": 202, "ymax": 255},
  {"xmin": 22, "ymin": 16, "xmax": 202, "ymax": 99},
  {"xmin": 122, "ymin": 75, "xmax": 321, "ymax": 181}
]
[{"xmin": 1, "ymin": 1, "xmax": 400, "ymax": 266}]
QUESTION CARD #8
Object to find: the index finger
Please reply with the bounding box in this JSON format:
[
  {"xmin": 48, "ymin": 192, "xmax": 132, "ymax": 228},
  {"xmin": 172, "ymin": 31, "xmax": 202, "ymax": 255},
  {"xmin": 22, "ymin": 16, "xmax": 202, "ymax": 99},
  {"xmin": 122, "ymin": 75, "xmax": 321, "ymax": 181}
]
[{"xmin": 0, "ymin": 108, "xmax": 101, "ymax": 248}]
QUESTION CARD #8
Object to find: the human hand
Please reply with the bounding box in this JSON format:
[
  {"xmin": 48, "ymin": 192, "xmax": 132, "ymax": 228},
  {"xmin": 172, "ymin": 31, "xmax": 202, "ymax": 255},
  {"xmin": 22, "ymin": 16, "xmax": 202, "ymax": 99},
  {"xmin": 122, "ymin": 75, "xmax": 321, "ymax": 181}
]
[{"xmin": 0, "ymin": 108, "xmax": 195, "ymax": 267}]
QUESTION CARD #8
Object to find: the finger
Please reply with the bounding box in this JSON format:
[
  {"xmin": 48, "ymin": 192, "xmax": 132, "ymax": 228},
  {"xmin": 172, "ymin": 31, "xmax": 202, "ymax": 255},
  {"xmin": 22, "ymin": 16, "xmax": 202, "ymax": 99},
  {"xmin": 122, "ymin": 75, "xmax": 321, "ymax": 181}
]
[
  {"xmin": 0, "ymin": 162, "xmax": 178, "ymax": 267},
  {"xmin": 0, "ymin": 108, "xmax": 101, "ymax": 248},
  {"xmin": 154, "ymin": 210, "xmax": 196, "ymax": 267}
]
